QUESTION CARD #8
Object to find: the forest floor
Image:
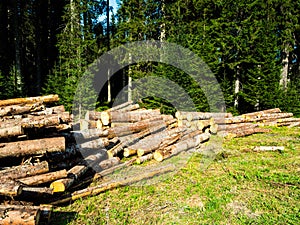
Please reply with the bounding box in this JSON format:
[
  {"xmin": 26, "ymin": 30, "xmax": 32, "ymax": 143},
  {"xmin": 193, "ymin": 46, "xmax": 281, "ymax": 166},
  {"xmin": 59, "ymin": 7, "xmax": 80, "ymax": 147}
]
[{"xmin": 50, "ymin": 127, "xmax": 300, "ymax": 225}]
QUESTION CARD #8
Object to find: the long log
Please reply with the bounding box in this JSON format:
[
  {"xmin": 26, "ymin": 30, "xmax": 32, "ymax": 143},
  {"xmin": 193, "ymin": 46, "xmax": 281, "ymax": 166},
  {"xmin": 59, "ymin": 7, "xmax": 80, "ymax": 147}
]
[
  {"xmin": 0, "ymin": 137, "xmax": 65, "ymax": 158},
  {"xmin": 98, "ymin": 157, "xmax": 120, "ymax": 170},
  {"xmin": 100, "ymin": 104, "xmax": 140, "ymax": 125},
  {"xmin": 154, "ymin": 133, "xmax": 210, "ymax": 162},
  {"xmin": 239, "ymin": 108, "xmax": 282, "ymax": 119},
  {"xmin": 107, "ymin": 119, "xmax": 176, "ymax": 157},
  {"xmin": 0, "ymin": 125, "xmax": 24, "ymax": 138},
  {"xmin": 50, "ymin": 151, "xmax": 107, "ymax": 192},
  {"xmin": 50, "ymin": 164, "xmax": 175, "ymax": 205},
  {"xmin": 0, "ymin": 161, "xmax": 49, "ymax": 180},
  {"xmin": 0, "ymin": 205, "xmax": 40, "ymax": 225},
  {"xmin": 0, "ymin": 179, "xmax": 23, "ymax": 197},
  {"xmin": 71, "ymin": 115, "xmax": 173, "ymax": 140},
  {"xmin": 175, "ymin": 111, "xmax": 232, "ymax": 121},
  {"xmin": 18, "ymin": 169, "xmax": 68, "ymax": 186},
  {"xmin": 0, "ymin": 102, "xmax": 45, "ymax": 117},
  {"xmin": 226, "ymin": 128, "xmax": 271, "ymax": 138},
  {"xmin": 0, "ymin": 204, "xmax": 52, "ymax": 225},
  {"xmin": 253, "ymin": 146, "xmax": 285, "ymax": 151},
  {"xmin": 136, "ymin": 153, "xmax": 154, "ymax": 164},
  {"xmin": 0, "ymin": 94, "xmax": 59, "ymax": 107}
]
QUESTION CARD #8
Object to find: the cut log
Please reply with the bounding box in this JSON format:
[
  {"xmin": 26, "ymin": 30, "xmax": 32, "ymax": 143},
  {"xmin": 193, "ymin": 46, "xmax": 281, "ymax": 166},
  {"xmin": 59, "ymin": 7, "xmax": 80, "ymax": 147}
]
[
  {"xmin": 0, "ymin": 94, "xmax": 59, "ymax": 107},
  {"xmin": 0, "ymin": 137, "xmax": 65, "ymax": 158},
  {"xmin": 253, "ymin": 146, "xmax": 285, "ymax": 151},
  {"xmin": 79, "ymin": 137, "xmax": 110, "ymax": 149},
  {"xmin": 0, "ymin": 102, "xmax": 44, "ymax": 117},
  {"xmin": 99, "ymin": 157, "xmax": 120, "ymax": 170},
  {"xmin": 240, "ymin": 108, "xmax": 281, "ymax": 119},
  {"xmin": 123, "ymin": 148, "xmax": 137, "ymax": 157},
  {"xmin": 21, "ymin": 186, "xmax": 54, "ymax": 195},
  {"xmin": 0, "ymin": 161, "xmax": 49, "ymax": 180},
  {"xmin": 50, "ymin": 151, "xmax": 107, "ymax": 192},
  {"xmin": 136, "ymin": 153, "xmax": 154, "ymax": 164},
  {"xmin": 0, "ymin": 205, "xmax": 40, "ymax": 225},
  {"xmin": 175, "ymin": 111, "xmax": 232, "ymax": 121},
  {"xmin": 0, "ymin": 179, "xmax": 23, "ymax": 197},
  {"xmin": 154, "ymin": 133, "xmax": 210, "ymax": 162},
  {"xmin": 18, "ymin": 169, "xmax": 68, "ymax": 186},
  {"xmin": 0, "ymin": 125, "xmax": 24, "ymax": 138},
  {"xmin": 226, "ymin": 128, "xmax": 271, "ymax": 138},
  {"xmin": 217, "ymin": 123, "xmax": 258, "ymax": 131},
  {"xmin": 50, "ymin": 164, "xmax": 175, "ymax": 205},
  {"xmin": 107, "ymin": 120, "xmax": 176, "ymax": 158}
]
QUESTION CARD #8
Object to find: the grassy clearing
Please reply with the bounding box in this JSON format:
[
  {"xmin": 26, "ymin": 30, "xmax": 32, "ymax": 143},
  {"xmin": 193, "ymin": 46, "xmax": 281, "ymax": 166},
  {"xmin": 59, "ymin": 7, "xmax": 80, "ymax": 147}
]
[{"xmin": 51, "ymin": 127, "xmax": 300, "ymax": 224}]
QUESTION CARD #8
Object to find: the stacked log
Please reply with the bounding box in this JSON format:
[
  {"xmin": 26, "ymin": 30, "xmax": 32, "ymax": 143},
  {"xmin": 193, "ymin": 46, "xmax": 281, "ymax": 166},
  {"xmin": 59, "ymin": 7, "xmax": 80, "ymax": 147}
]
[{"xmin": 1, "ymin": 95, "xmax": 299, "ymax": 223}]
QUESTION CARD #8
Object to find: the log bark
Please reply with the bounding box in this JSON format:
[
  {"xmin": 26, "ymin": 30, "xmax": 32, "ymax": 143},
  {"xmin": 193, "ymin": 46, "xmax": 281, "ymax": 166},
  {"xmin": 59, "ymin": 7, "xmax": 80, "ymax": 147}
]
[
  {"xmin": 217, "ymin": 123, "xmax": 258, "ymax": 131},
  {"xmin": 0, "ymin": 125, "xmax": 24, "ymax": 138},
  {"xmin": 50, "ymin": 164, "xmax": 175, "ymax": 205},
  {"xmin": 98, "ymin": 104, "xmax": 140, "ymax": 125},
  {"xmin": 0, "ymin": 179, "xmax": 23, "ymax": 197},
  {"xmin": 50, "ymin": 151, "xmax": 107, "ymax": 192},
  {"xmin": 0, "ymin": 102, "xmax": 44, "ymax": 117},
  {"xmin": 18, "ymin": 169, "xmax": 67, "ymax": 186},
  {"xmin": 0, "ymin": 137, "xmax": 65, "ymax": 158},
  {"xmin": 99, "ymin": 157, "xmax": 120, "ymax": 170},
  {"xmin": 21, "ymin": 186, "xmax": 54, "ymax": 195},
  {"xmin": 226, "ymin": 128, "xmax": 270, "ymax": 138},
  {"xmin": 154, "ymin": 133, "xmax": 210, "ymax": 162},
  {"xmin": 175, "ymin": 111, "xmax": 232, "ymax": 121},
  {"xmin": 239, "ymin": 108, "xmax": 281, "ymax": 119},
  {"xmin": 0, "ymin": 161, "xmax": 49, "ymax": 180},
  {"xmin": 79, "ymin": 137, "xmax": 110, "ymax": 149},
  {"xmin": 0, "ymin": 94, "xmax": 59, "ymax": 107},
  {"xmin": 253, "ymin": 146, "xmax": 284, "ymax": 151},
  {"xmin": 107, "ymin": 120, "xmax": 176, "ymax": 157},
  {"xmin": 136, "ymin": 153, "xmax": 154, "ymax": 164},
  {"xmin": 0, "ymin": 205, "xmax": 40, "ymax": 225}
]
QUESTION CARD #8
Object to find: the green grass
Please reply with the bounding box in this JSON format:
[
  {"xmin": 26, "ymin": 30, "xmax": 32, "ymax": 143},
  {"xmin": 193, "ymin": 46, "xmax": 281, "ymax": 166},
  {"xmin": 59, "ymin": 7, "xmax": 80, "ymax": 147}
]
[{"xmin": 50, "ymin": 127, "xmax": 300, "ymax": 224}]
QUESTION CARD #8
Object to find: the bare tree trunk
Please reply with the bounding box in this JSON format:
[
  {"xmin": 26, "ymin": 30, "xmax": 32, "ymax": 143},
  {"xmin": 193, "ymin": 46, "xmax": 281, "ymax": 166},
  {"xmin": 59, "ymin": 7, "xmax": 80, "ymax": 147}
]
[
  {"xmin": 12, "ymin": 0, "xmax": 22, "ymax": 93},
  {"xmin": 234, "ymin": 65, "xmax": 240, "ymax": 109},
  {"xmin": 280, "ymin": 46, "xmax": 289, "ymax": 90}
]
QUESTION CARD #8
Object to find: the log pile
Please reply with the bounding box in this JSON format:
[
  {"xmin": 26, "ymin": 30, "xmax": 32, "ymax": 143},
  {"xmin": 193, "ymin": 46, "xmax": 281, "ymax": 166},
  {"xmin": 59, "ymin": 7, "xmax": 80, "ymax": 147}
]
[{"xmin": 0, "ymin": 95, "xmax": 299, "ymax": 224}]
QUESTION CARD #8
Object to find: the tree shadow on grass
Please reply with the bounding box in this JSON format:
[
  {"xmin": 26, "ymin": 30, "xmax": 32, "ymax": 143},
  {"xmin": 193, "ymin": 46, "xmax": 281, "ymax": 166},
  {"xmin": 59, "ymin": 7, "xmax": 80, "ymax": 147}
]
[{"xmin": 48, "ymin": 211, "xmax": 78, "ymax": 225}]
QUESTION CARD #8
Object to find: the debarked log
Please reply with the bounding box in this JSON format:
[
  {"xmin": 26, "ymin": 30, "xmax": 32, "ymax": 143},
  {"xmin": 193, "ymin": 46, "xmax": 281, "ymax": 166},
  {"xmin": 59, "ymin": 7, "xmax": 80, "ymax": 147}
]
[{"xmin": 0, "ymin": 137, "xmax": 65, "ymax": 158}]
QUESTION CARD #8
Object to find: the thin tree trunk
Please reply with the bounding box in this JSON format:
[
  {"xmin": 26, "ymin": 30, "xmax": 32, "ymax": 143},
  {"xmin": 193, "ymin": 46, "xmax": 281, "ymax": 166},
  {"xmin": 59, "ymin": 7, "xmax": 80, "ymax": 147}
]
[
  {"xmin": 234, "ymin": 65, "xmax": 240, "ymax": 109},
  {"xmin": 280, "ymin": 46, "xmax": 289, "ymax": 90}
]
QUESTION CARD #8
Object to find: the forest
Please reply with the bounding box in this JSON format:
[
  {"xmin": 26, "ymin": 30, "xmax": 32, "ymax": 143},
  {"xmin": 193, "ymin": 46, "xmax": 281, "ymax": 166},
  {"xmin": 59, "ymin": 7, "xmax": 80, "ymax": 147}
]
[{"xmin": 0, "ymin": 0, "xmax": 299, "ymax": 116}]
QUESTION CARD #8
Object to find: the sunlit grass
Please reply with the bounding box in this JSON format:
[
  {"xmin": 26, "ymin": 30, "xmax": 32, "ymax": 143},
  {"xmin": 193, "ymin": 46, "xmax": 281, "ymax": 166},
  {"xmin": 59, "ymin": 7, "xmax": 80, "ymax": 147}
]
[{"xmin": 51, "ymin": 127, "xmax": 300, "ymax": 224}]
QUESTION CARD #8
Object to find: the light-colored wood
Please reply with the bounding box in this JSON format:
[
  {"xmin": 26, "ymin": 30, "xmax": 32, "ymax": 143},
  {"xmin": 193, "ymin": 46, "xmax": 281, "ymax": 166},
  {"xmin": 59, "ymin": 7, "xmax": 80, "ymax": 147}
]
[
  {"xmin": 253, "ymin": 146, "xmax": 284, "ymax": 151},
  {"xmin": 136, "ymin": 153, "xmax": 154, "ymax": 164},
  {"xmin": 0, "ymin": 94, "xmax": 59, "ymax": 107},
  {"xmin": 0, "ymin": 125, "xmax": 24, "ymax": 138},
  {"xmin": 0, "ymin": 161, "xmax": 49, "ymax": 180},
  {"xmin": 0, "ymin": 102, "xmax": 45, "ymax": 117},
  {"xmin": 0, "ymin": 179, "xmax": 23, "ymax": 197},
  {"xmin": 18, "ymin": 169, "xmax": 67, "ymax": 186},
  {"xmin": 0, "ymin": 205, "xmax": 40, "ymax": 225},
  {"xmin": 50, "ymin": 164, "xmax": 175, "ymax": 205},
  {"xmin": 99, "ymin": 157, "xmax": 120, "ymax": 169},
  {"xmin": 0, "ymin": 137, "xmax": 65, "ymax": 158},
  {"xmin": 50, "ymin": 152, "xmax": 107, "ymax": 192}
]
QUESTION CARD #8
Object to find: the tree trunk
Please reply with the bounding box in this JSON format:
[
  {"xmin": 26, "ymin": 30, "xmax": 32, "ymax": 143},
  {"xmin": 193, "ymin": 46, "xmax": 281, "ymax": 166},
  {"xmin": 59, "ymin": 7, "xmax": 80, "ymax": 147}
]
[
  {"xmin": 0, "ymin": 179, "xmax": 23, "ymax": 197},
  {"xmin": 0, "ymin": 94, "xmax": 59, "ymax": 107},
  {"xmin": 18, "ymin": 169, "xmax": 67, "ymax": 186},
  {"xmin": 0, "ymin": 161, "xmax": 49, "ymax": 180},
  {"xmin": 0, "ymin": 205, "xmax": 40, "ymax": 225},
  {"xmin": 280, "ymin": 46, "xmax": 289, "ymax": 90},
  {"xmin": 0, "ymin": 137, "xmax": 65, "ymax": 158}
]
